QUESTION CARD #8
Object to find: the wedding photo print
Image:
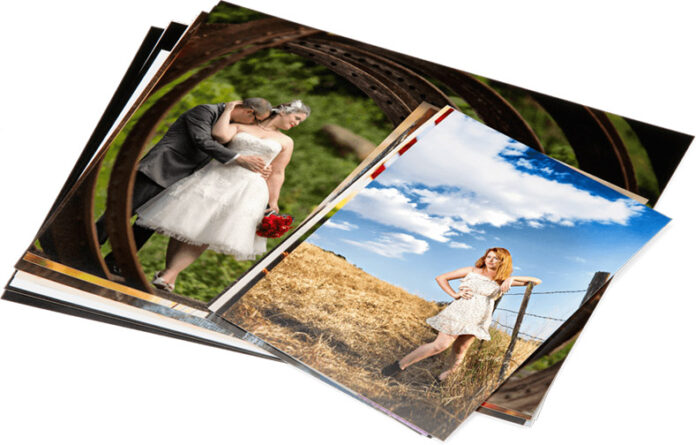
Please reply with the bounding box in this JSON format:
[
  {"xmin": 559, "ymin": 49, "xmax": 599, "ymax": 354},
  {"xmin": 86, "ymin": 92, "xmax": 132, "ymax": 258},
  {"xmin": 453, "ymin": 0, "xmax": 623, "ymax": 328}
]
[{"xmin": 222, "ymin": 109, "xmax": 670, "ymax": 438}]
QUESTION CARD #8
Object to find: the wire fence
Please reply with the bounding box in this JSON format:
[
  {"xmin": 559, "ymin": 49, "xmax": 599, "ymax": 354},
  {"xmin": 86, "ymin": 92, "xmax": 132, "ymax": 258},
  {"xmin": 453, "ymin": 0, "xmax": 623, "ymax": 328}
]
[
  {"xmin": 504, "ymin": 289, "xmax": 586, "ymax": 295},
  {"xmin": 491, "ymin": 320, "xmax": 546, "ymax": 342},
  {"xmin": 494, "ymin": 307, "xmax": 566, "ymax": 322},
  {"xmin": 492, "ymin": 287, "xmax": 581, "ymax": 344},
  {"xmin": 495, "ymin": 273, "xmax": 608, "ymax": 381}
]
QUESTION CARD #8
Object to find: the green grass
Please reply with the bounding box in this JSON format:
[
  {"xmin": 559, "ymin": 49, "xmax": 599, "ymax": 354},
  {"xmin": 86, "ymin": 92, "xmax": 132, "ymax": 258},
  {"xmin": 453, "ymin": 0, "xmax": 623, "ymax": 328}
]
[{"xmin": 524, "ymin": 339, "xmax": 576, "ymax": 371}]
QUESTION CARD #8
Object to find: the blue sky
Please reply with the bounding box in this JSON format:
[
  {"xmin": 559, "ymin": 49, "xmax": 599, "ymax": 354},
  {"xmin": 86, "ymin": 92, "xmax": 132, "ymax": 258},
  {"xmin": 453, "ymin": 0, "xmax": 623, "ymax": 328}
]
[{"xmin": 306, "ymin": 111, "xmax": 670, "ymax": 340}]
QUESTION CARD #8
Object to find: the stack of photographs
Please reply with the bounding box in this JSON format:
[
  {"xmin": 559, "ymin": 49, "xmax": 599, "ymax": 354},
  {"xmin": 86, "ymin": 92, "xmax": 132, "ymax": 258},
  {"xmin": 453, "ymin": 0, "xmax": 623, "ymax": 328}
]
[{"xmin": 2, "ymin": 1, "xmax": 694, "ymax": 442}]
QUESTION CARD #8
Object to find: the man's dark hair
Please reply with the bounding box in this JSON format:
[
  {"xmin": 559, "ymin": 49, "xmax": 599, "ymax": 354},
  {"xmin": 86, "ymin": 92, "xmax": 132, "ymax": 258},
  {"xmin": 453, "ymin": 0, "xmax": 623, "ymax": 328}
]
[{"xmin": 241, "ymin": 97, "xmax": 272, "ymax": 118}]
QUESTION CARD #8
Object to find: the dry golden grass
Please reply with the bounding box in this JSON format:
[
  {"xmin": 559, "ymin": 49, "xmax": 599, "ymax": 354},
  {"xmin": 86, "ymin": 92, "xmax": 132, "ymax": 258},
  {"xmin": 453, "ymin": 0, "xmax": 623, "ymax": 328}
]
[{"xmin": 225, "ymin": 243, "xmax": 539, "ymax": 438}]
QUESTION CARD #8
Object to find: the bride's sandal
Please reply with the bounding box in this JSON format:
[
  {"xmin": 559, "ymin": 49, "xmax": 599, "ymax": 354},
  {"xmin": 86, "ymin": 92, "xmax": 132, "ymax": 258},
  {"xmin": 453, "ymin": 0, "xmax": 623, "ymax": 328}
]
[{"xmin": 152, "ymin": 271, "xmax": 175, "ymax": 292}]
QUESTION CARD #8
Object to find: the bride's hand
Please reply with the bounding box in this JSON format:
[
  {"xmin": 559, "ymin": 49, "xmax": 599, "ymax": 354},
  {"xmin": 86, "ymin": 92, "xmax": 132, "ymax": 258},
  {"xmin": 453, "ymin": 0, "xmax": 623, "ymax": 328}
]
[
  {"xmin": 268, "ymin": 203, "xmax": 280, "ymax": 214},
  {"xmin": 236, "ymin": 155, "xmax": 272, "ymax": 178}
]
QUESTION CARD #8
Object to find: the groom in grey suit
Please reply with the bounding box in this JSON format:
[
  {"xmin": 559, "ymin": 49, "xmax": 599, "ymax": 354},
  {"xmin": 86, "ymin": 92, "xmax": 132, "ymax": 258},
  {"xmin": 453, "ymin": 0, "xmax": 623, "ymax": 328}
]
[{"xmin": 97, "ymin": 98, "xmax": 272, "ymax": 271}]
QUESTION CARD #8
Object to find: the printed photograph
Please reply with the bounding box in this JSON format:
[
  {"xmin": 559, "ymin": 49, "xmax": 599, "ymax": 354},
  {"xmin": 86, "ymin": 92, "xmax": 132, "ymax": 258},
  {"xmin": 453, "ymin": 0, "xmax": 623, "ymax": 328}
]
[{"xmin": 223, "ymin": 110, "xmax": 670, "ymax": 438}]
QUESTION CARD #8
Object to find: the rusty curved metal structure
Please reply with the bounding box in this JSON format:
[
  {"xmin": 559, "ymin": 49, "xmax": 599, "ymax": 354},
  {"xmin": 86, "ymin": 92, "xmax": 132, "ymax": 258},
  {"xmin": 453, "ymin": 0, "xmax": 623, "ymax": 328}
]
[{"xmin": 39, "ymin": 16, "xmax": 672, "ymax": 296}]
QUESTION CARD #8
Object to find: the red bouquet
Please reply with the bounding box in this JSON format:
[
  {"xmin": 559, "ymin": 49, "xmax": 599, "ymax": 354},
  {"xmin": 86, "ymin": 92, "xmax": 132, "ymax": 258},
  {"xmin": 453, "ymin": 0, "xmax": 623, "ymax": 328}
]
[{"xmin": 256, "ymin": 212, "xmax": 294, "ymax": 238}]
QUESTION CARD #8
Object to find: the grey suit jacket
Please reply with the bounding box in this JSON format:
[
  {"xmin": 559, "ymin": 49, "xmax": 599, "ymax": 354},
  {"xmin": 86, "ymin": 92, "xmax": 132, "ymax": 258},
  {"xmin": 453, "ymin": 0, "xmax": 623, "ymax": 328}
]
[{"xmin": 138, "ymin": 103, "xmax": 240, "ymax": 188}]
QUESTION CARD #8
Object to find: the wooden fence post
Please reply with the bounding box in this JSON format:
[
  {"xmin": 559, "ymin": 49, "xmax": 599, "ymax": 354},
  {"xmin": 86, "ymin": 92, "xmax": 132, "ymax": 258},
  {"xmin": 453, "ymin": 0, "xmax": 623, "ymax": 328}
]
[
  {"xmin": 498, "ymin": 282, "xmax": 535, "ymax": 382},
  {"xmin": 581, "ymin": 271, "xmax": 610, "ymax": 307}
]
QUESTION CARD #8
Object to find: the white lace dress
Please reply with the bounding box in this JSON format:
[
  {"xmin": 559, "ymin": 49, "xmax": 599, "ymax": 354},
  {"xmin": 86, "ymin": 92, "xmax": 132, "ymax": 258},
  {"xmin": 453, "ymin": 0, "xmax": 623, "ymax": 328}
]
[
  {"xmin": 135, "ymin": 132, "xmax": 282, "ymax": 260},
  {"xmin": 426, "ymin": 273, "xmax": 502, "ymax": 340}
]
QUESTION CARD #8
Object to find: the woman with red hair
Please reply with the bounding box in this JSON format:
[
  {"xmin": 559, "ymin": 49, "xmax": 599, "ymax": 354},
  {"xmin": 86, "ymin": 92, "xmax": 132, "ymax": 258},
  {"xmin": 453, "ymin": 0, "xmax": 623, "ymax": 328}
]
[{"xmin": 382, "ymin": 247, "xmax": 541, "ymax": 382}]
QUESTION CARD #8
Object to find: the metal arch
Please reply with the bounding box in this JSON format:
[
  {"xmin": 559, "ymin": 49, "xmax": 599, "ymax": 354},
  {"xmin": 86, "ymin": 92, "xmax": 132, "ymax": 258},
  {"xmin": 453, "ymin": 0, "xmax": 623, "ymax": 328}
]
[
  {"xmin": 282, "ymin": 41, "xmax": 413, "ymax": 124},
  {"xmin": 38, "ymin": 168, "xmax": 109, "ymax": 278},
  {"xmin": 589, "ymin": 107, "xmax": 637, "ymax": 191},
  {"xmin": 323, "ymin": 36, "xmax": 544, "ymax": 152},
  {"xmin": 105, "ymin": 32, "xmax": 318, "ymax": 290},
  {"xmin": 156, "ymin": 18, "xmax": 318, "ymax": 89},
  {"xmin": 530, "ymin": 92, "xmax": 637, "ymax": 191},
  {"xmin": 624, "ymin": 118, "xmax": 693, "ymax": 190},
  {"xmin": 303, "ymin": 36, "xmax": 457, "ymax": 110},
  {"xmin": 414, "ymin": 62, "xmax": 544, "ymax": 151}
]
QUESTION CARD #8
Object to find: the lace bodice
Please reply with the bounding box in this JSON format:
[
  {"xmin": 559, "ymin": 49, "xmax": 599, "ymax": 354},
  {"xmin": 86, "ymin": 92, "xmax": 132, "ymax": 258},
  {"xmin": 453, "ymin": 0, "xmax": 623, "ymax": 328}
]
[
  {"xmin": 229, "ymin": 132, "xmax": 282, "ymax": 164},
  {"xmin": 458, "ymin": 273, "xmax": 502, "ymax": 300}
]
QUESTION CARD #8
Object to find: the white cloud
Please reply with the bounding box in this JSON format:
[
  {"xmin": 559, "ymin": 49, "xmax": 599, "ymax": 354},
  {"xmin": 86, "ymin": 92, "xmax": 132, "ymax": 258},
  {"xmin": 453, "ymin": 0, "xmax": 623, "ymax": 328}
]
[
  {"xmin": 345, "ymin": 187, "xmax": 455, "ymax": 242},
  {"xmin": 449, "ymin": 241, "xmax": 473, "ymax": 249},
  {"xmin": 343, "ymin": 233, "xmax": 429, "ymax": 259},
  {"xmin": 324, "ymin": 220, "xmax": 358, "ymax": 231},
  {"xmin": 374, "ymin": 113, "xmax": 645, "ymax": 230},
  {"xmin": 516, "ymin": 158, "xmax": 534, "ymax": 169}
]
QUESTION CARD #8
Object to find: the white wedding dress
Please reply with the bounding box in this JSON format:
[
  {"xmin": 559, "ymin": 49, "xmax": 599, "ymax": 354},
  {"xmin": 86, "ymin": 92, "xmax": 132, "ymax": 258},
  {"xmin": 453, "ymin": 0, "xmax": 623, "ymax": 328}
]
[
  {"xmin": 426, "ymin": 272, "xmax": 502, "ymax": 340},
  {"xmin": 135, "ymin": 132, "xmax": 282, "ymax": 260}
]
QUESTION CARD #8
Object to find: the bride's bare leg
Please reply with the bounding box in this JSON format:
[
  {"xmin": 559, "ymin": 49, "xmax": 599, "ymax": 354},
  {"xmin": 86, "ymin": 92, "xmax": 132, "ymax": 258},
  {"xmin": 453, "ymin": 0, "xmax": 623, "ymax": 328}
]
[
  {"xmin": 159, "ymin": 238, "xmax": 208, "ymax": 285},
  {"xmin": 398, "ymin": 332, "xmax": 458, "ymax": 370},
  {"xmin": 438, "ymin": 335, "xmax": 475, "ymax": 381}
]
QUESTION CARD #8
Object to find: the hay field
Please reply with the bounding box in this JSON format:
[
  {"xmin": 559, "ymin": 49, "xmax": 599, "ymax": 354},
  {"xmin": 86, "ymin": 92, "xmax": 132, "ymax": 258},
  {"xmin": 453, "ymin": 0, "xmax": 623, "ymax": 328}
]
[{"xmin": 225, "ymin": 243, "xmax": 539, "ymax": 438}]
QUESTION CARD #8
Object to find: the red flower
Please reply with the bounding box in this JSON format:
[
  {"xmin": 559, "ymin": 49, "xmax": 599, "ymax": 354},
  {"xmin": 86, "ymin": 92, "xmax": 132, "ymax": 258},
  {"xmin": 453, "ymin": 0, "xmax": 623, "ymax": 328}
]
[{"xmin": 257, "ymin": 213, "xmax": 294, "ymax": 238}]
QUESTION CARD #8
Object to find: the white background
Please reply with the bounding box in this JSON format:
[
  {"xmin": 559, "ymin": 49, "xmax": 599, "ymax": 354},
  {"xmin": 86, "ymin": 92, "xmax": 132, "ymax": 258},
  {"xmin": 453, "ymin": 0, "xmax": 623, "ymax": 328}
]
[{"xmin": 1, "ymin": 1, "xmax": 695, "ymax": 443}]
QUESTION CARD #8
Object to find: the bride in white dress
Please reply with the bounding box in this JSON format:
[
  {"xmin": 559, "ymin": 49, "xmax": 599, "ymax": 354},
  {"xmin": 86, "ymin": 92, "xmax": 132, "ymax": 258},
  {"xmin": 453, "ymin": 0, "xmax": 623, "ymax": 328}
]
[
  {"xmin": 135, "ymin": 100, "xmax": 310, "ymax": 291},
  {"xmin": 381, "ymin": 247, "xmax": 541, "ymax": 382}
]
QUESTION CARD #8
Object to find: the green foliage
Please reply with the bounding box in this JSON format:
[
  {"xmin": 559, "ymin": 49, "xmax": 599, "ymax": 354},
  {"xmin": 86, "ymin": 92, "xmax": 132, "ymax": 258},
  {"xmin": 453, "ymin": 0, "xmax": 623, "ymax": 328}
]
[
  {"xmin": 606, "ymin": 113, "xmax": 659, "ymax": 203},
  {"xmin": 448, "ymin": 96, "xmax": 481, "ymax": 122},
  {"xmin": 524, "ymin": 339, "xmax": 576, "ymax": 371},
  {"xmin": 206, "ymin": 3, "xmax": 268, "ymax": 24}
]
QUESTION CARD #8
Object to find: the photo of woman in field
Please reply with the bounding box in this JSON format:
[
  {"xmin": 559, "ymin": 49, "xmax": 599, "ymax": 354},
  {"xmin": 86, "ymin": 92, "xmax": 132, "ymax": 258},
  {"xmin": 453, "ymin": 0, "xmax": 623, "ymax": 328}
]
[
  {"xmin": 382, "ymin": 247, "xmax": 541, "ymax": 382},
  {"xmin": 223, "ymin": 109, "xmax": 669, "ymax": 438}
]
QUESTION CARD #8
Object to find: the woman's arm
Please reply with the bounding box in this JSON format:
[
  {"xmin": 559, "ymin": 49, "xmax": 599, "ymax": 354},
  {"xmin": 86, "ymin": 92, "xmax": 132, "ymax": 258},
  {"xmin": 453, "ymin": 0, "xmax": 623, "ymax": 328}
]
[
  {"xmin": 500, "ymin": 276, "xmax": 541, "ymax": 293},
  {"xmin": 265, "ymin": 139, "xmax": 294, "ymax": 213},
  {"xmin": 211, "ymin": 101, "xmax": 241, "ymax": 144},
  {"xmin": 435, "ymin": 266, "xmax": 474, "ymax": 300},
  {"xmin": 503, "ymin": 276, "xmax": 542, "ymax": 288}
]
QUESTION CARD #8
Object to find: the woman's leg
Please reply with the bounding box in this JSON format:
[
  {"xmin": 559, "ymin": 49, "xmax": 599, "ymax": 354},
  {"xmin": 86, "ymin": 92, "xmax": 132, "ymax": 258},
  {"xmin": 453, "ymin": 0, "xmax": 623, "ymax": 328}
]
[
  {"xmin": 158, "ymin": 238, "xmax": 208, "ymax": 285},
  {"xmin": 438, "ymin": 335, "xmax": 476, "ymax": 381},
  {"xmin": 398, "ymin": 332, "xmax": 458, "ymax": 370}
]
